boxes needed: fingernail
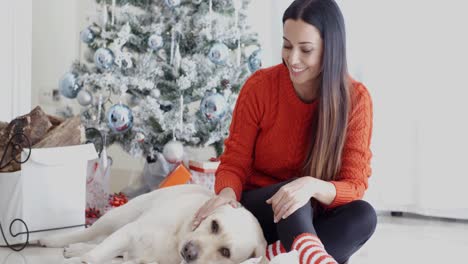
[282,215,286,219]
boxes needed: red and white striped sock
[265,240,286,260]
[292,233,337,264]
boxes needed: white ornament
[151,89,161,98]
[77,90,93,106]
[148,33,164,51]
[135,132,145,143]
[163,140,184,164]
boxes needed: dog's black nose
[181,241,199,262]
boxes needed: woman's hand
[266,177,316,223]
[192,188,239,230]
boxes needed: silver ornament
[94,48,115,70]
[107,104,134,133]
[80,27,95,44]
[163,140,184,163]
[248,49,262,73]
[77,90,93,106]
[59,72,82,99]
[200,92,227,122]
[208,43,230,65]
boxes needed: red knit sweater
[215,64,373,209]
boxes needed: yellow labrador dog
[39,185,267,264]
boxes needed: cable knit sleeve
[214,71,266,201]
[327,82,373,209]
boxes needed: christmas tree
[59,0,262,158]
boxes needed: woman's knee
[348,200,377,239]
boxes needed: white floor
[1,213,467,264]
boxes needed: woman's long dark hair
[283,0,350,182]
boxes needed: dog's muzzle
[181,241,199,262]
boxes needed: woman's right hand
[192,188,239,230]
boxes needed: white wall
[0,0,32,122]
[339,0,468,219]
[32,0,94,109]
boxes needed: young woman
[193,1,376,263]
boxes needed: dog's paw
[39,237,67,248]
[64,243,95,258]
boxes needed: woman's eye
[302,49,313,53]
[211,220,219,233]
[282,45,292,49]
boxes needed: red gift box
[188,158,220,173]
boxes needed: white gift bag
[86,147,112,212]
[0,144,97,246]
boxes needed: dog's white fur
[39,185,267,264]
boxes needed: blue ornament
[165,0,181,8]
[208,43,229,65]
[248,49,262,73]
[80,27,94,44]
[200,93,227,122]
[59,72,82,99]
[94,48,115,70]
[107,104,134,133]
[148,34,164,50]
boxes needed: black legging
[241,180,377,264]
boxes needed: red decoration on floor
[108,192,128,207]
[85,207,102,218]
[85,207,102,226]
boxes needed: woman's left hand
[266,177,316,223]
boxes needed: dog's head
[179,205,267,264]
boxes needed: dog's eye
[211,220,219,234]
[219,247,231,258]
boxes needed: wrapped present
[188,158,219,192]
[158,164,191,189]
